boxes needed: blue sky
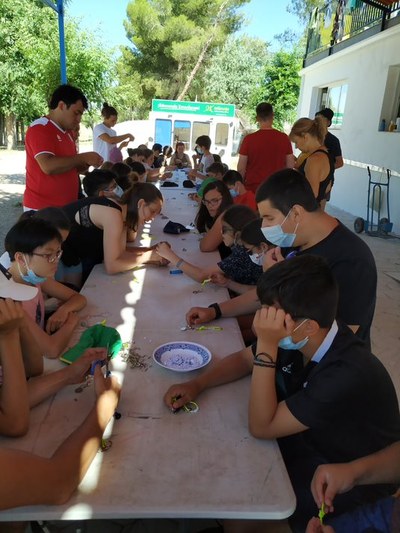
[67,0,301,52]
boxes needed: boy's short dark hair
[127,161,146,175]
[152,143,162,153]
[195,135,211,150]
[143,148,153,160]
[5,218,62,260]
[315,108,334,122]
[256,102,273,120]
[83,169,117,197]
[255,169,319,215]
[207,162,225,175]
[127,148,145,158]
[20,207,71,232]
[112,162,131,179]
[223,170,244,186]
[256,255,338,328]
[49,84,88,110]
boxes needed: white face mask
[249,251,265,266]
[112,184,124,198]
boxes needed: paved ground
[0,149,399,533]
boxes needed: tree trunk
[176,0,230,101]
[5,113,16,150]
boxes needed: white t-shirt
[200,153,214,174]
[93,123,116,162]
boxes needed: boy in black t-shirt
[165,255,400,532]
[185,168,377,349]
[250,255,400,531]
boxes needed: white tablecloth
[0,188,295,521]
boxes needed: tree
[252,49,302,130]
[121,0,250,104]
[0,0,114,147]
[287,0,325,25]
[203,35,269,119]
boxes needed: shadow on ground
[0,190,23,253]
[0,173,25,185]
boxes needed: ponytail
[289,117,326,144]
[101,102,118,119]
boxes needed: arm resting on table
[0,369,120,510]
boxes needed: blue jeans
[327,496,395,533]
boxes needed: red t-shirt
[239,129,293,193]
[233,190,257,211]
[24,117,79,209]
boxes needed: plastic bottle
[388,121,395,132]
[379,119,386,132]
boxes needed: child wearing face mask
[82,169,124,199]
[163,255,400,533]
[111,163,137,195]
[5,218,86,358]
[223,170,257,211]
[189,135,214,181]
[156,205,261,289]
[241,218,272,266]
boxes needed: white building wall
[299,25,400,234]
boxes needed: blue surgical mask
[278,319,309,350]
[196,147,204,155]
[112,184,124,198]
[17,256,47,285]
[230,189,239,198]
[261,209,298,248]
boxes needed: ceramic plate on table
[153,342,212,372]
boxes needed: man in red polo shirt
[237,102,295,193]
[24,84,103,210]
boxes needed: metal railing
[305,0,400,60]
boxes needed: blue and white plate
[153,342,212,372]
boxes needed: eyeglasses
[31,250,63,263]
[202,196,222,207]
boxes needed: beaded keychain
[318,502,326,525]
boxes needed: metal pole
[57,0,67,83]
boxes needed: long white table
[0,188,295,522]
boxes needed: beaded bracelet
[253,351,277,368]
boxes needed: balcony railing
[304,0,400,63]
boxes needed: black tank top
[62,197,122,267]
[298,149,335,202]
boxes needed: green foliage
[252,49,302,130]
[106,56,148,120]
[121,0,250,104]
[0,0,54,120]
[0,0,114,126]
[203,36,269,116]
[287,0,325,25]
